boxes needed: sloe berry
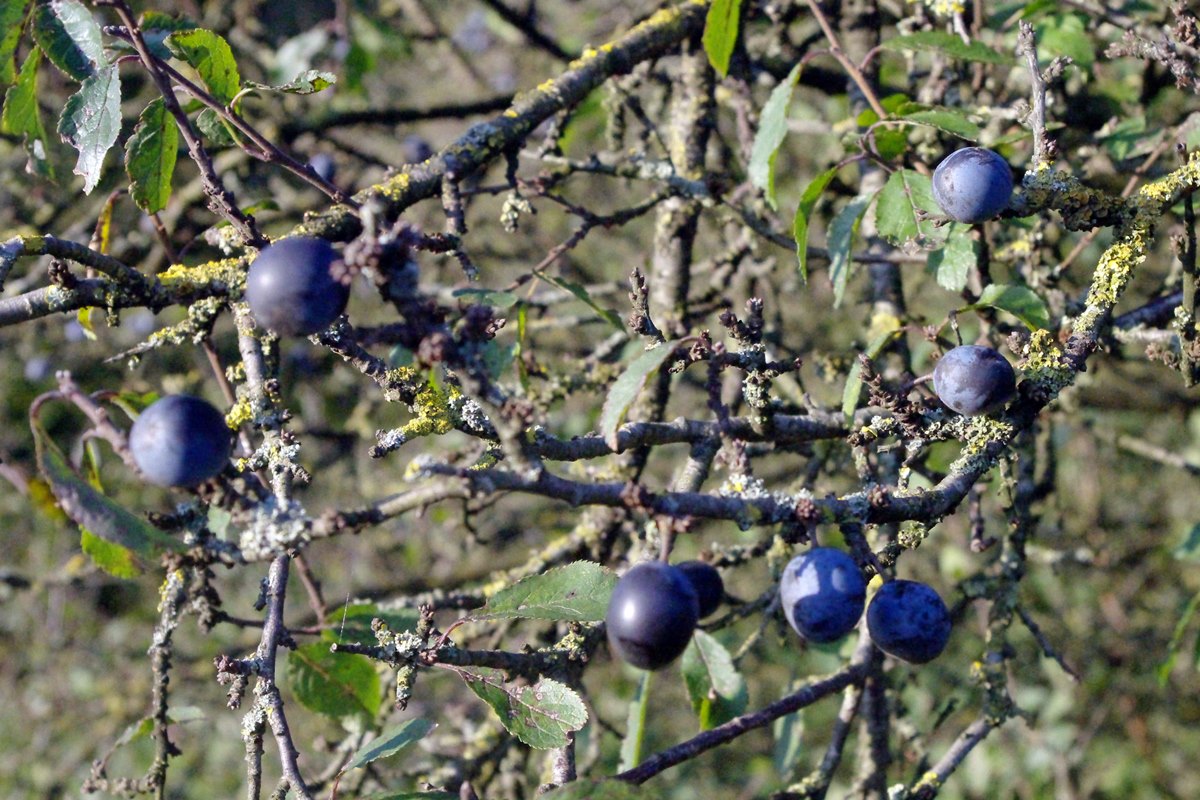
[932,345,1016,416]
[129,395,232,487]
[606,562,699,670]
[932,147,1013,224]
[866,579,952,663]
[780,547,866,643]
[245,237,349,337]
[676,560,724,618]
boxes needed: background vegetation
[2,1,1200,798]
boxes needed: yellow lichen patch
[961,415,1014,456]
[391,366,460,441]
[375,172,412,203]
[1139,151,1200,204]
[1079,222,1151,334]
[913,770,943,791]
[1020,329,1072,394]
[468,450,500,471]
[158,569,184,611]
[225,396,254,430]
[158,257,246,295]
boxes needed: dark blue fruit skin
[932,345,1016,416]
[308,153,337,184]
[606,562,699,670]
[866,579,952,664]
[129,395,232,487]
[245,237,349,337]
[931,147,1013,224]
[676,560,724,618]
[780,547,867,643]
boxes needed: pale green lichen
[898,521,929,550]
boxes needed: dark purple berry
[308,153,337,184]
[245,237,349,337]
[780,547,866,643]
[866,579,952,664]
[932,345,1016,416]
[129,395,232,487]
[606,562,699,670]
[677,560,724,618]
[932,147,1013,224]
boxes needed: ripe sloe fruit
[932,345,1016,416]
[245,237,349,337]
[606,562,699,670]
[866,579,952,663]
[780,547,866,643]
[676,560,724,618]
[931,147,1013,224]
[308,153,337,184]
[129,395,232,487]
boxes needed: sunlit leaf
[474,561,617,622]
[459,668,587,749]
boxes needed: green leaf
[881,31,1013,65]
[773,706,804,775]
[452,288,519,309]
[31,419,185,564]
[344,718,435,771]
[195,107,235,146]
[124,98,178,213]
[81,528,141,579]
[972,283,1050,330]
[113,706,203,749]
[828,193,876,308]
[137,12,197,61]
[1173,523,1200,561]
[749,62,801,209]
[928,225,978,292]
[533,269,625,331]
[793,167,838,284]
[901,108,979,141]
[541,781,656,800]
[856,109,908,161]
[841,326,903,423]
[0,0,30,86]
[618,671,650,771]
[1100,116,1157,162]
[33,0,105,80]
[545,282,619,331]
[57,63,121,194]
[473,561,618,622]
[459,668,587,749]
[702,0,741,77]
[329,602,420,644]
[1,46,54,179]
[599,342,677,450]
[1036,14,1094,69]
[477,340,517,381]
[286,643,382,719]
[875,169,943,248]
[166,28,241,104]
[681,630,748,730]
[1157,589,1200,686]
[245,69,337,95]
